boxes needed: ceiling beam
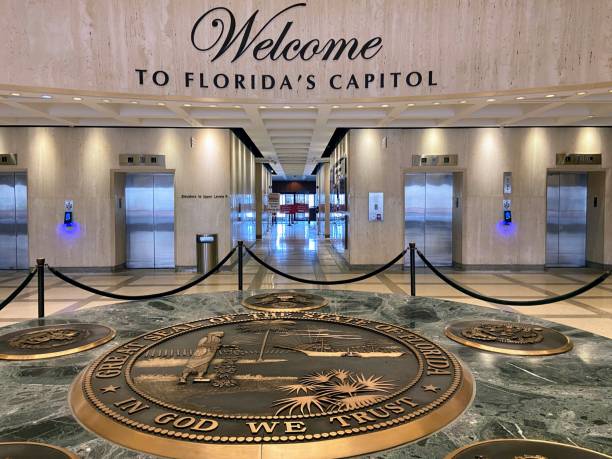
[0,98,73,125]
[80,100,140,125]
[501,101,567,126]
[165,103,202,127]
[377,103,411,127]
[437,102,488,127]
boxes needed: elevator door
[0,172,28,270]
[125,174,175,269]
[404,173,453,266]
[546,173,587,267]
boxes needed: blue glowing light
[495,219,517,238]
[56,221,82,241]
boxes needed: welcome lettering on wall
[135,3,436,92]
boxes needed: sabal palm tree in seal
[239,319,295,361]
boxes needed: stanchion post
[36,258,45,318]
[409,243,416,296]
[238,241,244,291]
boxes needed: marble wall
[255,163,272,239]
[348,127,612,267]
[316,163,330,238]
[1,1,610,101]
[0,127,253,268]
[230,132,257,246]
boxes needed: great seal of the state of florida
[70,311,474,458]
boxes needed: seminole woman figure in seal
[178,331,224,384]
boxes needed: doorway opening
[124,173,175,269]
[0,172,28,269]
[404,172,462,267]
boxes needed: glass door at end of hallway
[125,173,175,269]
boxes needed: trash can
[196,234,218,274]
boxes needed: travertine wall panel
[0,127,232,268]
[0,0,610,101]
[349,127,612,267]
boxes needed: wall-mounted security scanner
[503,210,512,224]
[64,200,74,226]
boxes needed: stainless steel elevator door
[0,172,28,270]
[404,173,453,266]
[546,173,587,267]
[125,174,175,269]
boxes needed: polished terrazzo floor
[0,290,610,458]
[1,222,611,338]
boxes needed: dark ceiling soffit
[230,128,264,158]
[321,127,349,158]
[263,163,277,175]
[310,162,322,176]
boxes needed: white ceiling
[1,87,611,178]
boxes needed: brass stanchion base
[445,320,573,356]
[444,439,612,459]
[70,312,474,458]
[0,323,116,360]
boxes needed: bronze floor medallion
[242,291,329,312]
[445,320,573,356]
[70,312,474,458]
[445,439,612,459]
[0,323,116,360]
[0,441,79,459]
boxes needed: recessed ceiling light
[407,103,415,107]
[209,104,217,108]
[157,102,165,106]
[259,105,267,109]
[460,100,467,104]
[234,105,241,109]
[102,99,111,103]
[41,95,52,99]
[588,115,594,118]
[357,105,364,108]
[332,105,339,109]
[183,103,192,107]
[486,98,496,102]
[131,101,138,104]
[545,94,555,98]
[72,97,82,101]
[433,102,440,105]
[576,92,586,96]
[515,96,525,100]
[283,105,291,109]
[308,106,316,109]
[10,92,20,97]
[381,104,389,108]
